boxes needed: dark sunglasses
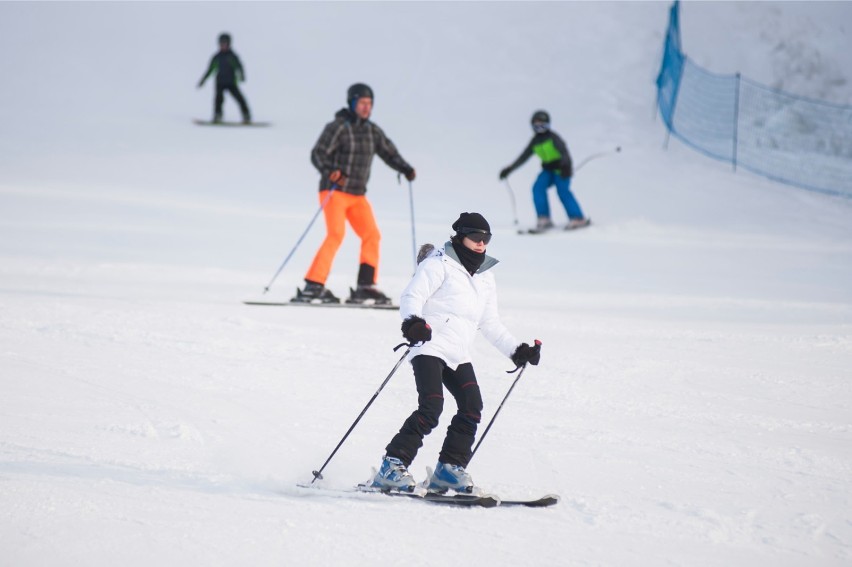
[460,229,491,245]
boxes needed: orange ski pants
[305,190,380,285]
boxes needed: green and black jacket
[505,130,573,178]
[199,51,245,87]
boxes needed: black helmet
[347,83,374,109]
[218,33,232,46]
[531,110,550,124]
[531,110,550,133]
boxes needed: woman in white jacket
[371,212,542,493]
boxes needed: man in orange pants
[293,83,416,305]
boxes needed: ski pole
[503,179,521,231]
[574,146,622,173]
[469,339,540,463]
[262,187,336,294]
[310,342,412,484]
[408,180,417,273]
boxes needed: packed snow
[1,2,851,566]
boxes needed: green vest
[533,138,562,164]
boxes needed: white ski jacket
[399,242,519,370]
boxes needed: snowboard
[193,119,271,127]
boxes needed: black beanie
[452,212,491,235]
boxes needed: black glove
[401,316,431,343]
[403,167,416,181]
[499,167,512,180]
[511,340,541,367]
[559,160,572,178]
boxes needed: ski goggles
[532,121,550,134]
[459,228,492,244]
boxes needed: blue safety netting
[655,1,852,198]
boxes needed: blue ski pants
[532,170,584,220]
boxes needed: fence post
[732,72,741,172]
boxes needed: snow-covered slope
[1,3,851,566]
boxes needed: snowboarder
[197,33,251,124]
[499,110,590,231]
[293,83,416,305]
[370,212,542,493]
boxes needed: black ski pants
[214,83,250,120]
[385,355,483,469]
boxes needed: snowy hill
[1,2,851,566]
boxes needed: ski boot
[346,284,392,305]
[535,216,555,231]
[370,456,417,492]
[427,461,477,494]
[291,281,340,304]
[212,113,223,124]
[567,217,591,230]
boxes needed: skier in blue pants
[500,110,590,231]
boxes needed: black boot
[347,284,391,305]
[291,281,340,304]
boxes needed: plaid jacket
[310,108,413,195]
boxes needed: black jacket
[199,51,245,87]
[310,109,413,195]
